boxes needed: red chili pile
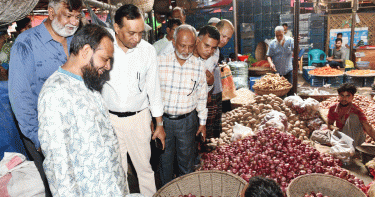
[199,127,367,194]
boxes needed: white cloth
[158,42,174,57]
[0,153,44,197]
[153,36,171,56]
[109,109,156,197]
[285,30,293,37]
[102,28,164,117]
[38,68,128,196]
[207,48,222,94]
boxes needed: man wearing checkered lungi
[205,19,234,138]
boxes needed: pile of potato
[208,94,324,147]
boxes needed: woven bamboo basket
[113,0,154,12]
[286,173,366,197]
[253,86,292,97]
[248,67,275,76]
[153,170,247,197]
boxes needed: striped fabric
[158,52,208,125]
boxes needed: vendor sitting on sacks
[327,83,375,147]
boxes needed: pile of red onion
[303,192,329,197]
[200,127,367,194]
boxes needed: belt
[163,110,195,120]
[109,109,142,118]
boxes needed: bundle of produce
[252,73,292,91]
[366,159,375,177]
[308,66,343,76]
[200,127,367,194]
[320,95,375,144]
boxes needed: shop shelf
[310,35,325,44]
[280,14,293,23]
[263,0,272,6]
[312,43,324,50]
[310,21,325,29]
[263,14,271,22]
[262,6,271,14]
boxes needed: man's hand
[206,70,214,86]
[327,57,333,61]
[269,62,276,72]
[196,125,206,142]
[297,36,301,43]
[37,147,42,152]
[152,121,166,150]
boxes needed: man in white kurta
[153,18,182,55]
[38,24,128,196]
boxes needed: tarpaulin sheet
[0,81,26,160]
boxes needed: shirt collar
[114,35,140,54]
[58,67,83,81]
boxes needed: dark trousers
[22,137,52,197]
[159,111,198,186]
[282,71,293,96]
[328,61,343,68]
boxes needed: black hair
[70,24,114,55]
[244,176,283,197]
[282,23,288,27]
[336,38,342,43]
[198,25,220,41]
[167,18,182,29]
[115,4,143,28]
[337,33,343,37]
[338,83,357,96]
[16,17,31,32]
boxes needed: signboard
[329,27,368,49]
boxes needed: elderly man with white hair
[267,26,295,86]
[158,24,208,187]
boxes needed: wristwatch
[157,121,164,127]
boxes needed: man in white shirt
[153,18,182,55]
[282,23,293,38]
[101,4,165,197]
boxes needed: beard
[51,18,78,37]
[175,49,193,60]
[339,102,350,107]
[82,58,109,92]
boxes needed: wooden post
[233,0,238,61]
[292,0,300,94]
[350,0,358,61]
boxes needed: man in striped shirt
[158,24,208,186]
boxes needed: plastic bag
[304,97,320,112]
[0,152,44,197]
[329,130,355,164]
[258,110,288,132]
[307,117,324,131]
[284,95,305,113]
[311,129,331,145]
[231,123,255,142]
[221,64,237,101]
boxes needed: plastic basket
[286,173,367,197]
[356,61,370,70]
[326,76,344,87]
[249,76,262,91]
[309,76,324,87]
[253,86,292,97]
[153,170,247,197]
[346,76,363,87]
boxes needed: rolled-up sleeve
[146,48,164,117]
[8,40,40,149]
[196,64,208,125]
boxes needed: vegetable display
[320,95,375,144]
[308,66,344,76]
[200,127,367,194]
[303,192,330,197]
[208,94,323,148]
[252,73,292,91]
[346,69,375,76]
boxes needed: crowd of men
[8,0,234,196]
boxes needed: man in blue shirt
[267,26,294,85]
[8,0,82,196]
